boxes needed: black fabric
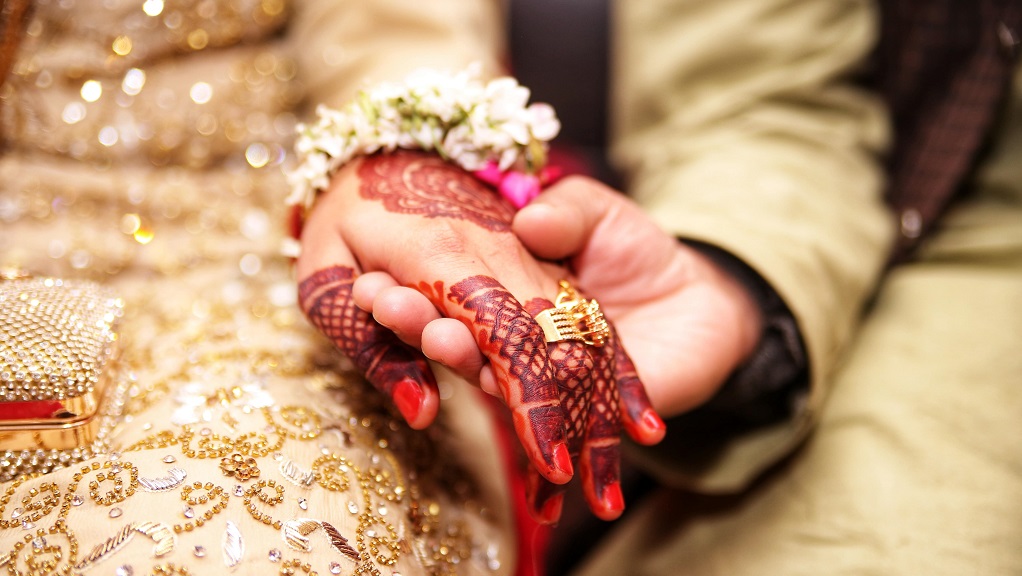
[508,0,620,187]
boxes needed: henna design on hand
[520,298,661,523]
[612,329,666,446]
[522,333,627,522]
[523,298,592,453]
[358,151,516,232]
[581,338,624,518]
[298,265,435,424]
[437,276,572,482]
[523,298,593,522]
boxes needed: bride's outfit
[0,0,513,574]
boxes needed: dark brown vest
[875,0,1021,260]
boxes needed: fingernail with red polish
[392,378,424,424]
[535,493,564,525]
[601,481,624,515]
[642,408,666,437]
[552,441,574,479]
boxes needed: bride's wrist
[286,64,562,216]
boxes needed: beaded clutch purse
[0,272,125,481]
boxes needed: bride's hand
[295,151,665,522]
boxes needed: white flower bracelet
[286,64,562,212]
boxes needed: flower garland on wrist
[286,64,562,212]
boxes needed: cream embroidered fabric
[0,0,513,574]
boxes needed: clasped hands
[295,151,763,523]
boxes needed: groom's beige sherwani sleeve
[611,0,895,492]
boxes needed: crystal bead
[347,501,359,514]
[329,562,342,574]
[32,537,46,549]
[11,508,22,519]
[486,543,501,571]
[183,507,194,519]
[20,520,34,530]
[378,504,388,516]
[162,455,176,463]
[71,495,83,506]
[298,498,308,510]
[193,545,207,557]
[268,548,282,562]
[109,507,123,518]
[115,566,133,576]
[234,485,245,497]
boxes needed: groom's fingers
[370,285,443,349]
[512,176,614,261]
[420,317,487,386]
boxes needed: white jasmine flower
[527,103,561,141]
[500,118,532,146]
[284,174,310,208]
[498,147,520,172]
[288,64,561,207]
[279,236,302,258]
[486,78,531,121]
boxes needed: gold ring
[534,280,611,347]
[534,306,585,344]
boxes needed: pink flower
[473,161,505,186]
[497,171,542,208]
[473,161,563,208]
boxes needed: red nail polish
[392,378,424,423]
[552,441,574,479]
[601,481,624,514]
[642,409,666,434]
[534,493,564,525]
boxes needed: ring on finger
[534,280,610,347]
